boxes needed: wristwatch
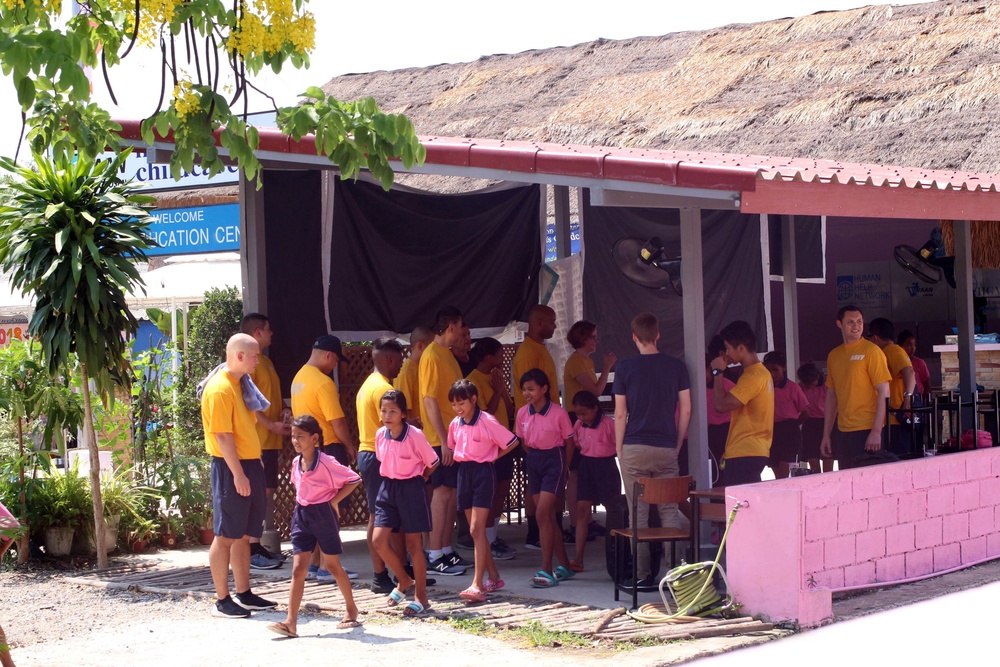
[711,368,724,377]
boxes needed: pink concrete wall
[725,448,1000,627]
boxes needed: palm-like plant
[0,150,155,567]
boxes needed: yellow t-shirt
[394,357,420,417]
[512,336,560,414]
[251,354,283,451]
[467,367,510,428]
[826,339,892,433]
[882,342,913,425]
[724,362,774,460]
[418,341,463,447]
[356,371,393,453]
[563,353,595,411]
[202,369,260,460]
[290,364,346,446]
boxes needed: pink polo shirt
[516,400,573,451]
[573,413,616,458]
[448,408,518,464]
[290,451,361,506]
[800,383,827,420]
[774,378,809,422]
[376,423,440,480]
[707,382,735,426]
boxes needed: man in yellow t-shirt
[710,320,774,486]
[512,305,560,414]
[240,313,290,569]
[395,326,433,426]
[355,337,404,593]
[820,306,891,470]
[290,335,356,466]
[201,333,276,617]
[868,317,916,456]
[419,307,468,576]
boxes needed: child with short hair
[763,351,809,479]
[705,354,735,486]
[797,362,832,473]
[373,390,439,616]
[268,415,361,639]
[569,390,619,572]
[517,368,576,588]
[448,379,519,602]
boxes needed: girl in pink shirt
[448,379,518,602]
[516,368,576,589]
[797,362,833,473]
[269,415,361,639]
[763,352,809,479]
[374,390,439,616]
[569,391,619,572]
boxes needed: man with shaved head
[202,333,276,618]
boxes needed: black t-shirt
[613,352,690,448]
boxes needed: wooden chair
[611,476,695,610]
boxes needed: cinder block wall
[725,449,1000,627]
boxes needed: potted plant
[28,465,90,557]
[125,518,156,553]
[157,513,182,549]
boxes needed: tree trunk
[15,417,28,564]
[81,363,108,568]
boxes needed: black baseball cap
[313,335,344,358]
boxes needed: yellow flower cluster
[172,79,201,121]
[228,0,316,59]
[106,0,178,48]
[2,0,61,12]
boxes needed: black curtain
[768,214,824,279]
[328,178,541,332]
[582,193,768,361]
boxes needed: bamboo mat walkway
[64,561,774,643]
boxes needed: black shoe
[622,576,657,589]
[455,534,475,551]
[213,596,251,618]
[233,590,277,610]
[524,536,541,551]
[259,545,287,563]
[371,571,394,595]
[397,565,437,587]
[446,551,472,567]
[588,520,606,537]
[563,528,576,544]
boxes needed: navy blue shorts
[494,449,515,482]
[375,476,433,534]
[525,447,566,496]
[430,447,459,488]
[211,457,266,539]
[576,455,621,506]
[290,502,343,555]
[457,461,496,511]
[261,449,280,489]
[769,420,802,467]
[356,450,384,515]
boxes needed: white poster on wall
[835,261,893,321]
[891,258,951,322]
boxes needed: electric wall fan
[612,237,683,296]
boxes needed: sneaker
[524,537,541,551]
[622,576,657,589]
[426,555,466,576]
[250,553,282,570]
[455,534,475,551]
[234,590,278,610]
[587,520,606,538]
[306,564,319,580]
[563,528,576,544]
[445,551,472,568]
[371,571,394,595]
[316,568,335,584]
[212,596,251,618]
[491,539,515,560]
[258,545,287,563]
[346,569,359,580]
[397,566,437,587]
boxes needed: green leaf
[16,76,36,110]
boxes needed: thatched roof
[321,0,1000,175]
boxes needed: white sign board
[97,151,240,191]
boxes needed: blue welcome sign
[145,203,241,256]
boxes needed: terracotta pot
[160,532,178,549]
[199,528,215,545]
[130,539,148,553]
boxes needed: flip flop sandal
[529,570,559,588]
[337,619,363,629]
[403,601,429,617]
[459,586,486,603]
[267,622,298,639]
[484,578,505,592]
[568,561,585,573]
[386,587,406,607]
[554,565,576,581]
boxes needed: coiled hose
[627,501,743,624]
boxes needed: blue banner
[146,203,241,256]
[544,220,581,262]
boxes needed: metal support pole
[239,171,267,314]
[680,208,710,490]
[954,219,976,428]
[554,185,572,259]
[782,215,800,370]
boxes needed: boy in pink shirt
[569,391,619,572]
[797,362,832,473]
[448,379,518,602]
[373,390,440,616]
[763,352,810,479]
[516,368,576,588]
[268,415,361,639]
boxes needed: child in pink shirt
[797,362,832,473]
[373,390,439,616]
[269,415,361,639]
[569,390,619,572]
[516,368,575,589]
[448,379,518,602]
[763,352,809,479]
